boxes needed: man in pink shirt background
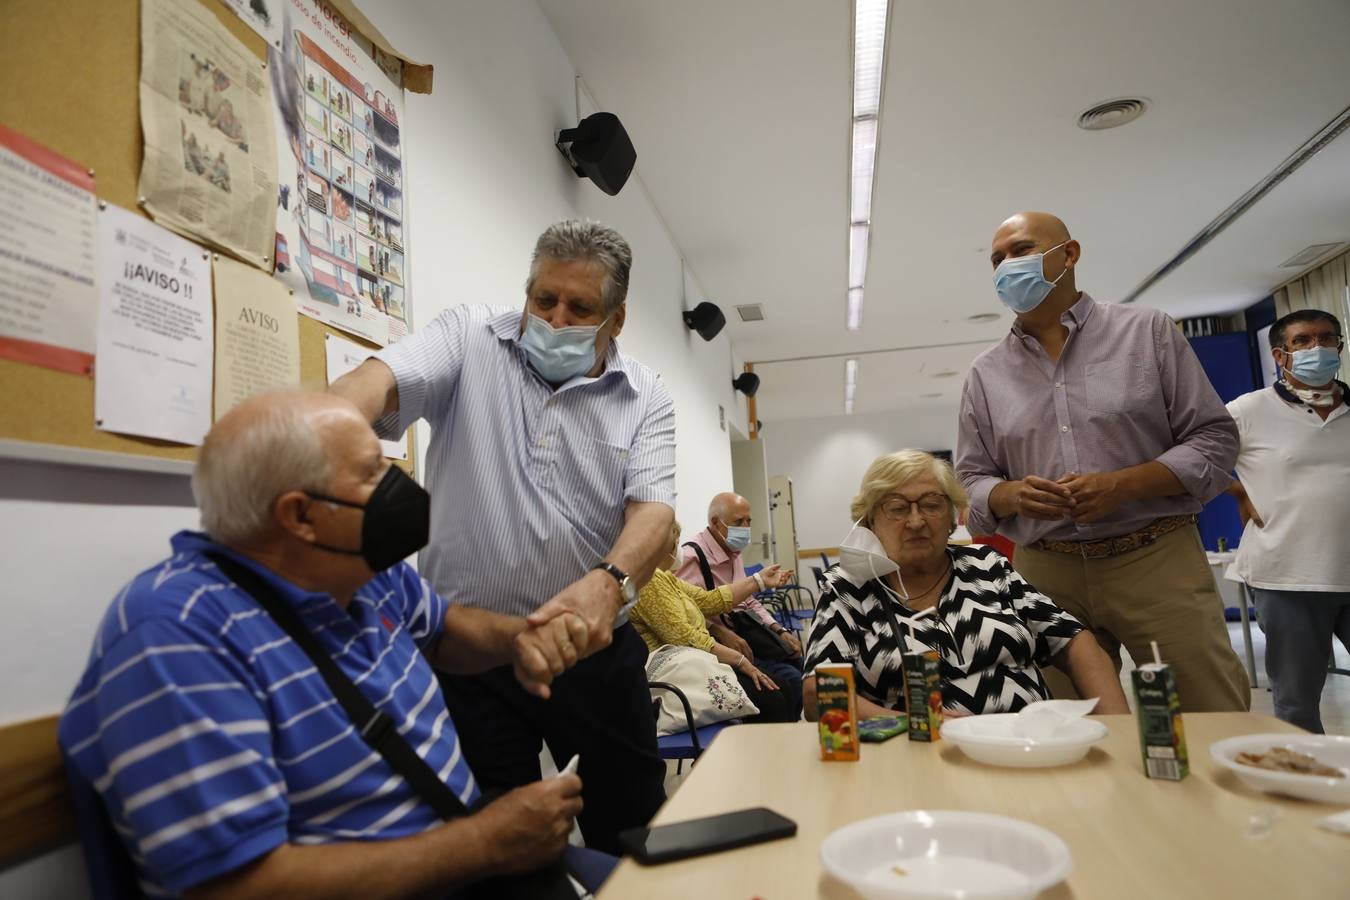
[677,492,803,719]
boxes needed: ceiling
[538,0,1350,422]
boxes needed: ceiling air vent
[1077,98,1149,131]
[736,303,766,322]
[1279,242,1345,268]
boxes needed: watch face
[621,577,638,604]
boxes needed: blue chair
[650,680,735,774]
[744,563,816,634]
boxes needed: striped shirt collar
[170,530,343,613]
[1010,291,1096,340]
[486,307,639,393]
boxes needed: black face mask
[305,465,430,572]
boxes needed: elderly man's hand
[759,564,794,589]
[525,570,618,657]
[1057,471,1130,524]
[475,775,583,876]
[1227,481,1265,529]
[512,613,590,699]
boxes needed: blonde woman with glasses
[803,450,1129,721]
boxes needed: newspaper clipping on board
[139,0,278,268]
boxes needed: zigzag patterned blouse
[804,544,1083,715]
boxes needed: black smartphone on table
[618,807,797,865]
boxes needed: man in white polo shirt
[1226,309,1350,733]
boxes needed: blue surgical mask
[993,241,1069,314]
[1283,346,1341,388]
[724,525,752,551]
[519,313,606,383]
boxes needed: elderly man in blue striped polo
[60,390,609,898]
[331,220,675,854]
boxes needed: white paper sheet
[213,254,300,417]
[218,0,283,49]
[94,204,214,445]
[323,332,407,460]
[0,123,98,375]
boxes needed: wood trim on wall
[0,714,77,869]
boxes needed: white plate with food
[941,713,1108,768]
[819,810,1072,900]
[1209,733,1350,804]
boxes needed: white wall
[761,403,960,552]
[0,0,737,890]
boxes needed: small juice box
[1132,662,1189,780]
[815,664,860,761]
[903,650,943,742]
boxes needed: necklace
[899,558,951,605]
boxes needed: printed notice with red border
[0,122,98,375]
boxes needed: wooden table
[600,714,1349,899]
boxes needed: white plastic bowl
[940,714,1108,768]
[819,810,1072,900]
[1209,733,1350,804]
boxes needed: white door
[730,437,772,568]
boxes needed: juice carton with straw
[903,649,943,742]
[894,608,943,742]
[815,664,860,761]
[1131,641,1189,780]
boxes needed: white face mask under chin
[837,518,909,600]
[838,518,966,665]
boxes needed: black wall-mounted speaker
[555,113,636,196]
[683,301,726,342]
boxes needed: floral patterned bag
[645,644,759,736]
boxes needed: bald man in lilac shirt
[956,211,1249,712]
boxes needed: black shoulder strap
[208,553,470,821]
[682,541,715,590]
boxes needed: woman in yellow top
[631,522,795,723]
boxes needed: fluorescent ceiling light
[850,117,876,224]
[853,0,888,118]
[846,287,864,331]
[844,358,859,414]
[849,223,870,288]
[846,0,888,330]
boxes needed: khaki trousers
[1013,524,1251,712]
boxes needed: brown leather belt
[1031,514,1195,559]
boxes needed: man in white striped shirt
[332,220,676,854]
[60,391,608,897]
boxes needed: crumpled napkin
[1011,698,1101,739]
[1316,809,1350,836]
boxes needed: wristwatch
[591,561,639,619]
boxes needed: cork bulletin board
[0,0,419,472]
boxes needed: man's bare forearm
[1115,460,1185,502]
[186,816,494,900]
[435,605,525,674]
[607,501,674,587]
[330,357,399,424]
